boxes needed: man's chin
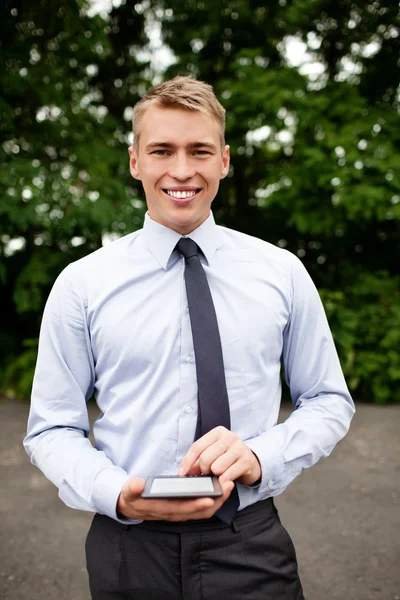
[166,213,209,235]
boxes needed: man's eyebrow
[145,141,217,151]
[187,142,217,150]
[145,142,175,150]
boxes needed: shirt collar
[142,211,218,270]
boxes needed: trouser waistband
[98,497,276,534]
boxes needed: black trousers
[86,498,304,600]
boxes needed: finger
[186,480,234,520]
[186,460,202,476]
[192,479,233,516]
[179,427,230,475]
[219,460,250,484]
[167,499,217,521]
[178,478,233,520]
[178,440,213,476]
[208,443,244,476]
[217,479,235,503]
[166,497,217,520]
[133,496,215,520]
[219,448,261,485]
[197,440,231,474]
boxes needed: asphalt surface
[0,399,399,600]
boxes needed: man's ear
[128,146,141,180]
[220,144,230,179]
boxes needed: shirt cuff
[244,426,286,497]
[91,467,139,523]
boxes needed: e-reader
[141,475,223,499]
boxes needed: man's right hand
[116,477,234,521]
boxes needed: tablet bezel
[141,475,223,499]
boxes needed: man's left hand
[178,426,261,486]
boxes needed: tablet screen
[150,477,214,494]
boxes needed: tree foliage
[148,0,400,402]
[0,0,148,378]
[1,0,399,402]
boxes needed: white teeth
[167,190,196,199]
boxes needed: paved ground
[0,399,399,600]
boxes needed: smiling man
[128,103,229,234]
[25,77,355,600]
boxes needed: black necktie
[177,237,239,524]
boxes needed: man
[24,76,355,599]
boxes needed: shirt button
[185,305,189,312]
[185,406,193,414]
[186,354,194,363]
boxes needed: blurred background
[1,0,399,404]
[1,3,400,600]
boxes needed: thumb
[122,477,146,501]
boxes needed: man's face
[128,106,230,235]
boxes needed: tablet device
[141,475,223,499]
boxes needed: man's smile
[162,187,202,201]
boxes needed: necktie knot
[177,237,199,261]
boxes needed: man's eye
[194,150,210,156]
[152,150,168,156]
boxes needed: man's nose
[169,154,195,180]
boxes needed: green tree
[146,0,400,402]
[0,0,148,396]
[1,0,399,403]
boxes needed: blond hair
[132,76,226,149]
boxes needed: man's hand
[178,426,261,486]
[117,477,234,521]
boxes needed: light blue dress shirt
[24,212,355,523]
